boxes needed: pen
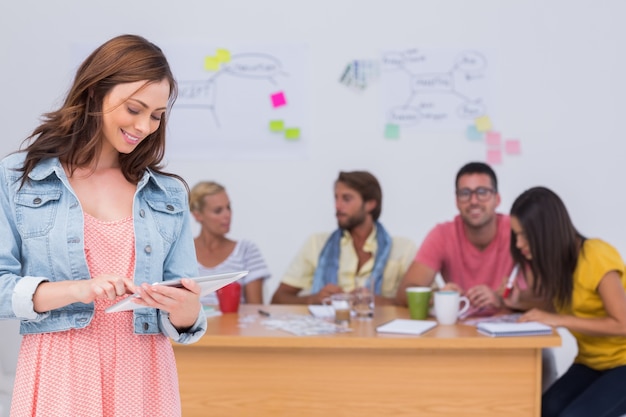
[502,265,520,299]
[258,309,271,317]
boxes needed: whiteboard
[1,0,625,302]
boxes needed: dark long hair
[510,187,584,308]
[18,34,183,187]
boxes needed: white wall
[2,1,625,300]
[1,0,624,399]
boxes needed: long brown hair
[18,34,183,186]
[510,187,584,309]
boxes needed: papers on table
[477,321,552,337]
[376,319,437,335]
[308,305,335,319]
[308,305,356,319]
[262,314,352,336]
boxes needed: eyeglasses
[456,187,495,202]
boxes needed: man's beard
[337,210,367,231]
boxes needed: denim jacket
[0,152,206,344]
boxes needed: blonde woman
[190,181,270,304]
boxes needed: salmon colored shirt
[415,214,515,291]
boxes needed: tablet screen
[105,270,248,313]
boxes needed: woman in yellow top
[509,187,626,417]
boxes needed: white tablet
[105,270,248,313]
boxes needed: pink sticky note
[485,131,501,148]
[486,149,502,165]
[270,92,287,108]
[505,139,521,155]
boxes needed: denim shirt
[0,152,206,344]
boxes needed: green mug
[406,287,432,320]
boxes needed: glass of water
[352,276,375,320]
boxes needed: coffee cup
[406,287,432,320]
[216,281,242,313]
[433,290,470,325]
[322,293,353,324]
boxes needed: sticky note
[269,120,284,132]
[384,123,400,139]
[486,149,502,165]
[204,56,220,71]
[466,125,483,141]
[216,48,231,63]
[475,115,492,132]
[505,139,521,155]
[485,131,501,147]
[285,128,300,140]
[271,92,287,108]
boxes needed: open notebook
[477,321,552,337]
[105,270,248,313]
[376,319,437,335]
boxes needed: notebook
[476,321,552,337]
[376,319,437,335]
[105,270,248,313]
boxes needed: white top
[198,239,271,304]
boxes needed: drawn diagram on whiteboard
[382,48,491,133]
[163,44,308,160]
[380,47,521,164]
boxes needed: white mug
[434,291,470,325]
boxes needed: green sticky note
[216,48,231,63]
[384,123,400,139]
[269,120,284,132]
[284,128,300,140]
[204,56,220,71]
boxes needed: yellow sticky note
[216,48,231,63]
[285,128,300,140]
[475,115,492,132]
[204,56,220,71]
[269,120,284,132]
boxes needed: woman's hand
[71,274,136,304]
[133,278,202,331]
[518,308,562,327]
[466,284,502,309]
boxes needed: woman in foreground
[0,34,205,416]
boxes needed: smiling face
[510,216,532,260]
[101,79,170,155]
[192,191,232,237]
[455,173,500,230]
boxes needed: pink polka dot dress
[11,214,181,416]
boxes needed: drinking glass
[352,276,375,320]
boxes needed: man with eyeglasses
[396,162,516,311]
